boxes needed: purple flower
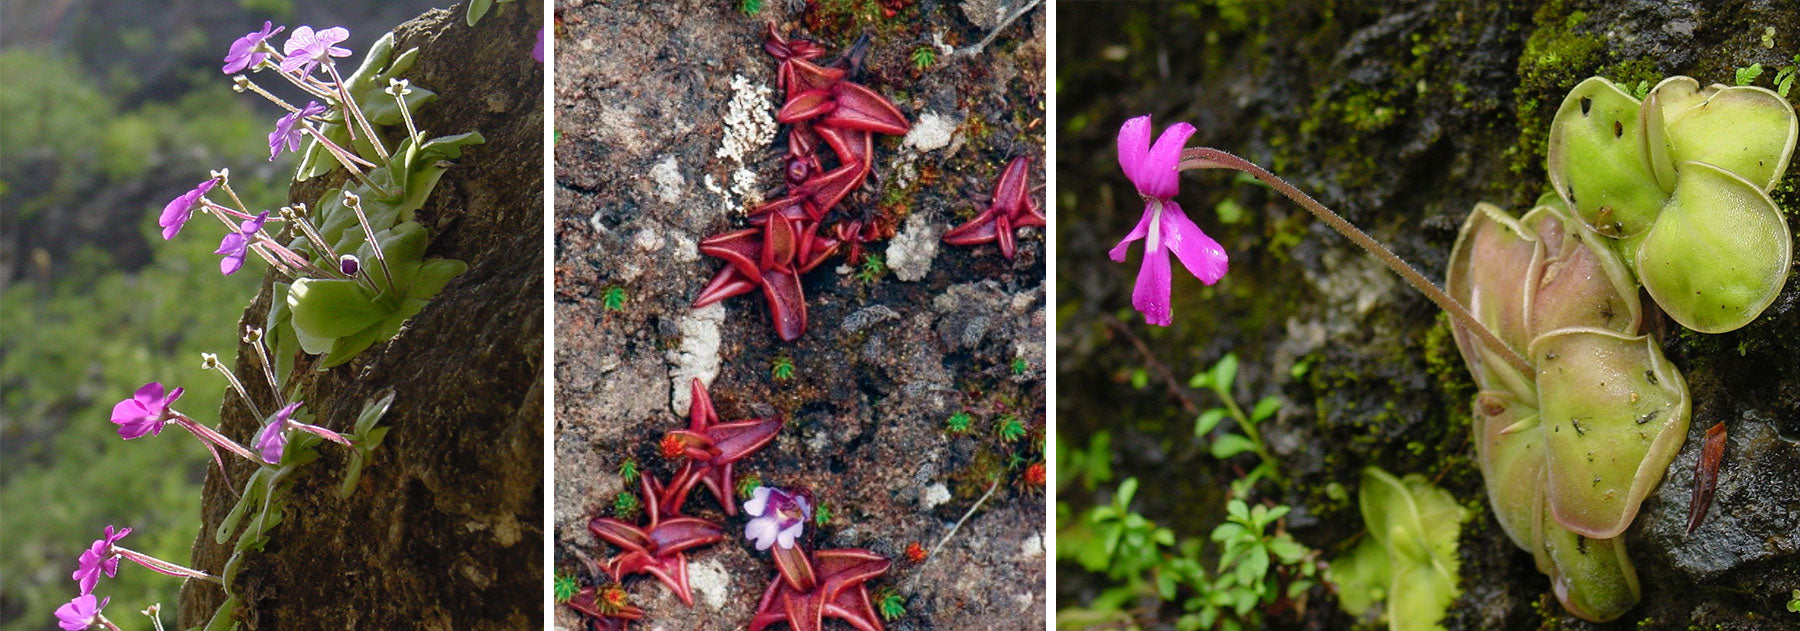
[253,402,302,464]
[742,486,810,551]
[159,179,217,240]
[279,26,351,76]
[214,211,268,276]
[54,593,108,631]
[1107,115,1229,326]
[110,382,184,440]
[269,100,328,160]
[533,28,544,63]
[71,525,130,594]
[222,21,284,74]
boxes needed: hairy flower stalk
[202,352,263,420]
[242,327,286,409]
[1175,147,1535,380]
[324,61,390,161]
[341,191,395,288]
[387,79,421,145]
[109,546,221,584]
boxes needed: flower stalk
[1175,147,1535,379]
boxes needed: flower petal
[1131,241,1174,326]
[745,516,779,550]
[1137,121,1195,199]
[1107,203,1156,262]
[132,382,165,407]
[1160,201,1229,285]
[776,521,802,549]
[1116,115,1152,186]
[744,486,771,516]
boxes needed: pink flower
[222,21,284,74]
[253,402,303,464]
[269,100,328,160]
[214,211,268,275]
[279,26,351,77]
[71,525,131,594]
[742,486,810,551]
[159,179,216,240]
[1107,115,1228,326]
[54,593,108,631]
[110,382,183,440]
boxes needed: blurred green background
[0,0,443,627]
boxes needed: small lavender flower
[742,486,811,551]
[54,593,108,631]
[110,382,184,440]
[279,26,351,77]
[253,401,302,464]
[71,525,131,594]
[533,28,545,63]
[159,179,217,240]
[214,212,269,276]
[269,100,328,160]
[222,21,284,74]
[1108,114,1229,326]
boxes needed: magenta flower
[54,593,108,631]
[215,211,268,275]
[253,401,303,464]
[72,525,130,594]
[222,21,284,74]
[269,100,328,160]
[110,382,184,440]
[742,486,810,551]
[279,26,351,76]
[533,29,545,63]
[1107,114,1229,326]
[159,179,217,240]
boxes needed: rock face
[178,4,543,629]
[1056,1,1800,629]
[553,0,1046,628]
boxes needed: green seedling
[1325,468,1467,631]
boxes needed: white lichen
[711,74,777,214]
[884,211,941,282]
[903,111,959,153]
[648,155,684,204]
[667,303,726,416]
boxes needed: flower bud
[339,255,360,276]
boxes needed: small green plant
[1786,589,1800,613]
[856,253,886,283]
[771,355,794,381]
[602,286,627,311]
[1055,431,1114,491]
[878,590,907,621]
[553,572,577,603]
[1774,55,1800,97]
[997,414,1027,442]
[617,457,639,485]
[1736,63,1765,86]
[736,473,763,500]
[1011,356,1029,376]
[945,411,973,434]
[910,46,935,70]
[612,491,641,520]
[814,502,832,526]
[1189,354,1283,487]
[740,0,764,16]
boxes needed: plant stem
[1211,385,1281,484]
[1177,147,1535,380]
[326,62,390,161]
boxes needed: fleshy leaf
[1445,202,1537,399]
[1648,77,1798,191]
[1472,390,1546,559]
[1540,512,1640,623]
[289,278,391,340]
[1635,161,1792,333]
[1533,328,1690,539]
[1519,203,1641,336]
[1546,77,1666,238]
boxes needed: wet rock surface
[178,4,543,629]
[554,0,1045,629]
[1057,1,1800,629]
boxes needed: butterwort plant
[165,19,485,373]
